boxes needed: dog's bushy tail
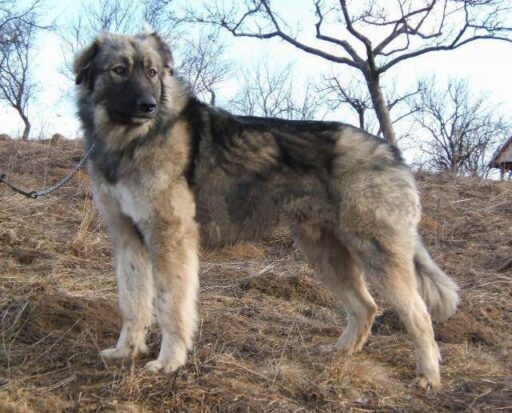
[414,239,459,322]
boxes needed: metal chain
[0,142,96,199]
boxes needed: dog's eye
[113,66,126,75]
[148,69,157,77]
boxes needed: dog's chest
[112,182,151,223]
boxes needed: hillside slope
[0,138,511,412]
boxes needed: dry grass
[1,138,511,412]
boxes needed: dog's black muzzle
[136,95,157,116]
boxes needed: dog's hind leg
[94,189,154,360]
[295,227,377,355]
[349,236,441,389]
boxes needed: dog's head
[74,31,175,126]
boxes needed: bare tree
[319,75,375,132]
[292,83,323,121]
[60,0,144,75]
[0,0,43,50]
[60,0,186,76]
[318,73,423,139]
[178,30,232,105]
[230,63,322,120]
[141,0,180,40]
[411,78,510,176]
[187,0,512,144]
[0,1,42,139]
[60,0,231,103]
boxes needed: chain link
[0,142,96,199]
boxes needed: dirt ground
[0,138,511,412]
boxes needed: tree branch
[313,0,364,66]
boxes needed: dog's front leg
[144,213,200,373]
[93,184,154,361]
[101,227,154,360]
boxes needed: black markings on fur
[180,98,205,186]
[388,143,404,164]
[237,116,342,133]
[133,222,145,244]
[275,130,337,172]
[208,110,246,159]
[225,179,260,223]
[93,146,124,183]
[207,111,341,175]
[363,131,405,168]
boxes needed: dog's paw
[412,374,441,391]
[100,347,131,359]
[144,356,185,374]
[318,344,335,355]
[144,360,165,373]
[318,342,357,355]
[100,343,147,360]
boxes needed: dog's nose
[137,96,157,113]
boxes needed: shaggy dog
[74,30,459,389]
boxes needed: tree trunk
[20,113,31,140]
[365,71,397,145]
[14,107,32,141]
[357,108,365,130]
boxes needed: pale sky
[1,0,511,157]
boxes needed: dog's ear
[74,38,103,90]
[150,33,174,76]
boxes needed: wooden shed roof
[490,136,512,168]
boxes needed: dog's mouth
[109,110,157,125]
[130,114,156,124]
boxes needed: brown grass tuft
[239,272,336,308]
